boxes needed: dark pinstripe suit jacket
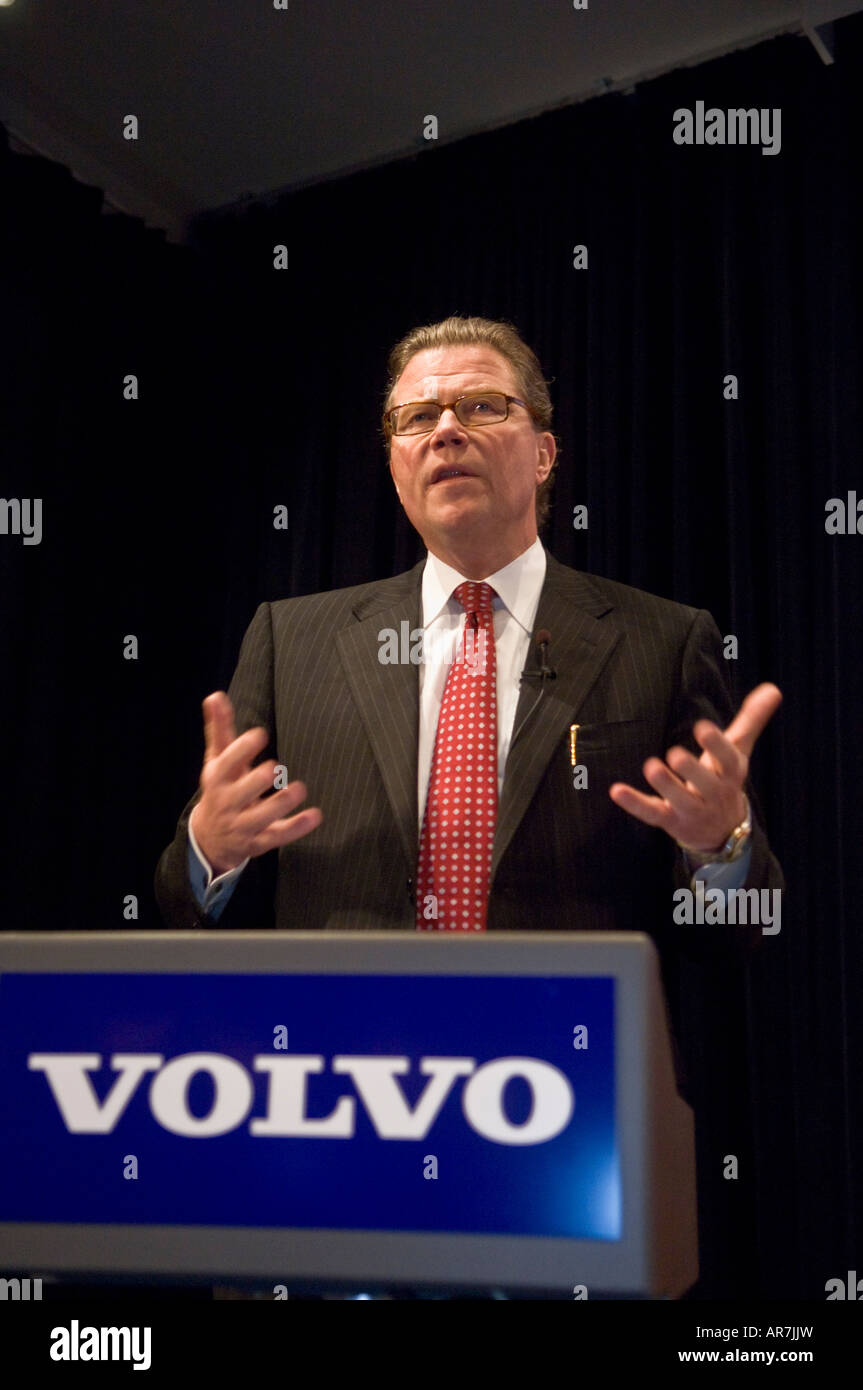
[155,553,782,969]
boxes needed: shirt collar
[421,536,547,633]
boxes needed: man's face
[388,345,555,564]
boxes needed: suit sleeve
[153,602,279,930]
[662,607,784,954]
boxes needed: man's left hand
[608,683,782,853]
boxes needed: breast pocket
[573,718,660,758]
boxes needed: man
[155,316,782,982]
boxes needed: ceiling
[0,0,858,242]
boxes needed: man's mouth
[430,466,476,485]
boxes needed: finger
[641,757,699,818]
[200,726,269,794]
[212,725,271,782]
[238,781,315,834]
[690,722,743,780]
[225,759,285,814]
[250,805,324,855]
[666,744,724,799]
[202,692,237,762]
[609,781,674,831]
[722,683,783,759]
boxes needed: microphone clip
[520,631,557,684]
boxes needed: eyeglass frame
[383,391,538,437]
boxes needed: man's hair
[382,315,560,531]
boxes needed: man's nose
[430,406,467,443]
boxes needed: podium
[0,931,697,1298]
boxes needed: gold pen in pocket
[570,724,579,766]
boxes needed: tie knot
[454,581,496,618]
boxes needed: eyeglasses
[385,391,534,437]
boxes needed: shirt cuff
[187,811,249,911]
[685,840,753,893]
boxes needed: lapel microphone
[512,630,556,747]
[520,629,557,684]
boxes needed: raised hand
[189,691,322,875]
[609,683,782,853]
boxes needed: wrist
[678,797,752,864]
[189,805,236,877]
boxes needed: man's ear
[537,432,556,482]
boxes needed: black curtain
[2,16,861,1301]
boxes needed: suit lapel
[491,554,621,881]
[335,563,424,874]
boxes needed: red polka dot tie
[416,581,498,931]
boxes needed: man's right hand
[189,691,322,876]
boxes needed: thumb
[723,683,783,759]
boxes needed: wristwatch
[678,798,752,866]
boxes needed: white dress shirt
[417,537,546,824]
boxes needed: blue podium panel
[0,970,619,1241]
[0,932,698,1296]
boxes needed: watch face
[729,827,752,859]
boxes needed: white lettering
[30,1051,578,1145]
[462,1057,574,1145]
[149,1053,253,1136]
[49,1321,151,1370]
[332,1056,475,1138]
[28,1053,163,1132]
[251,1056,355,1136]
